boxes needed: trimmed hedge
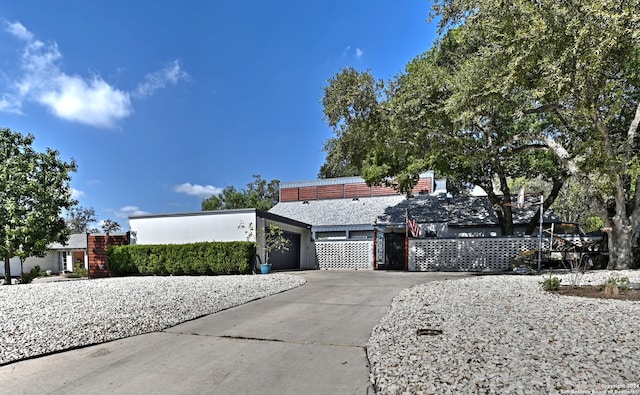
[107,241,256,276]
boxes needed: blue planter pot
[260,263,272,274]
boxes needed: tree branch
[523,103,563,115]
[542,135,580,175]
[627,101,640,147]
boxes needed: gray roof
[271,194,559,229]
[377,195,559,226]
[48,233,87,250]
[269,195,406,227]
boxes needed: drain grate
[417,328,443,336]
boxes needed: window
[315,231,347,240]
[348,230,374,240]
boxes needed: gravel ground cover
[0,274,306,365]
[367,270,640,395]
[4,269,640,394]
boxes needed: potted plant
[261,224,290,274]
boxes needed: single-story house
[270,173,560,270]
[128,209,314,271]
[1,233,88,277]
[272,179,558,241]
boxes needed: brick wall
[87,233,130,278]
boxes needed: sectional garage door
[269,230,301,270]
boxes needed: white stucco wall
[128,210,315,270]
[129,211,258,245]
[1,252,60,276]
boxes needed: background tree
[1,128,77,284]
[527,172,608,233]
[320,68,386,179]
[201,175,280,211]
[101,219,121,234]
[65,205,98,233]
[431,0,640,269]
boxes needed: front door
[73,251,85,270]
[384,232,406,270]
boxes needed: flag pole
[405,209,409,270]
[405,209,409,239]
[538,193,543,273]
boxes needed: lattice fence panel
[315,241,373,270]
[410,237,541,272]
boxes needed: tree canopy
[101,219,121,234]
[322,37,568,235]
[431,0,640,268]
[201,175,280,211]
[66,205,98,233]
[321,0,640,268]
[1,128,77,284]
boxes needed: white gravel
[367,270,640,395]
[0,274,305,365]
[4,269,640,394]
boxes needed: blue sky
[0,1,438,229]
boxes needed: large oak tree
[322,36,567,236]
[431,0,640,269]
[322,0,640,269]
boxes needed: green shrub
[73,262,88,278]
[64,262,88,278]
[600,275,630,297]
[107,241,256,276]
[107,245,138,276]
[540,272,562,291]
[18,265,42,284]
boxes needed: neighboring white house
[1,233,88,277]
[128,209,314,271]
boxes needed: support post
[538,194,543,273]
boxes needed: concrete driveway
[0,270,469,395]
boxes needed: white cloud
[71,188,85,199]
[0,94,21,113]
[38,75,131,128]
[115,206,150,219]
[174,182,223,198]
[5,21,33,41]
[133,60,189,98]
[1,20,188,128]
[342,45,363,60]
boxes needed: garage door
[269,230,300,270]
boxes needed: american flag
[406,210,420,238]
